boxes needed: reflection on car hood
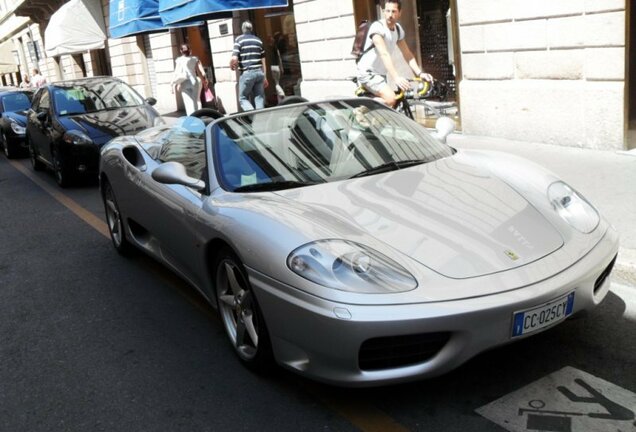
[60,106,156,145]
[275,154,564,279]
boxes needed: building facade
[0,0,631,151]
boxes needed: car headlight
[287,240,417,293]
[63,130,94,146]
[9,119,25,135]
[548,181,599,233]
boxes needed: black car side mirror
[145,97,157,106]
[36,111,47,121]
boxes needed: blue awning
[159,0,288,26]
[109,0,165,38]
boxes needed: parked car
[0,88,33,158]
[99,100,618,387]
[26,76,162,187]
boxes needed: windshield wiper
[349,159,425,179]
[233,180,322,192]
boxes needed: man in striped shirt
[230,21,269,111]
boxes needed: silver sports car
[99,99,619,387]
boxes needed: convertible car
[99,99,618,386]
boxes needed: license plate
[511,292,575,337]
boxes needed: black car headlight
[288,240,417,293]
[9,118,25,135]
[63,130,94,146]
[548,181,599,233]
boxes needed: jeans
[238,69,265,111]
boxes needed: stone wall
[456,0,626,150]
[293,0,358,100]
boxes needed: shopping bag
[204,87,214,103]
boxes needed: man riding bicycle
[357,0,433,108]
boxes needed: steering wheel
[190,108,224,120]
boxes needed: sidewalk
[448,133,636,286]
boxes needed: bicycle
[349,76,454,120]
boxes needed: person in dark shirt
[230,21,269,111]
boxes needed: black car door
[27,89,54,163]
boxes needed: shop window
[252,4,303,107]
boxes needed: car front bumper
[248,226,619,387]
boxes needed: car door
[123,128,209,289]
[27,88,54,163]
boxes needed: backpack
[351,20,402,62]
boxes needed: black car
[0,88,33,158]
[26,76,162,187]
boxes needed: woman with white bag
[171,44,209,115]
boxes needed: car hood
[3,110,27,125]
[274,154,564,279]
[60,106,156,145]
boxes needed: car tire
[52,148,72,188]
[214,247,273,371]
[1,132,12,159]
[102,180,133,256]
[28,135,44,171]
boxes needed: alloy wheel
[52,149,70,187]
[102,182,130,254]
[216,258,261,361]
[28,137,44,171]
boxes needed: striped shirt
[232,33,265,72]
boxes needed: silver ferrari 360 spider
[99,98,618,386]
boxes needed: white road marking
[476,367,636,432]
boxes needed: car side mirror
[152,161,206,191]
[145,97,157,106]
[431,116,455,144]
[36,111,47,121]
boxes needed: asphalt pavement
[448,133,636,286]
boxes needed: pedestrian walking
[230,21,269,111]
[31,68,47,87]
[171,43,209,116]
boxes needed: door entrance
[251,3,303,107]
[417,0,461,129]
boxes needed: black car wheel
[27,135,44,171]
[51,148,72,188]
[215,247,272,370]
[102,180,133,255]
[0,132,10,159]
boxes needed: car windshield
[1,92,32,112]
[212,99,454,192]
[52,79,145,116]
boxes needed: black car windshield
[52,79,145,116]
[1,92,32,112]
[212,99,454,192]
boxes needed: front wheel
[102,180,133,255]
[52,148,72,187]
[28,135,44,171]
[215,248,272,370]
[2,132,15,159]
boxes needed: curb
[615,247,636,287]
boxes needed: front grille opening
[594,253,617,295]
[359,332,450,371]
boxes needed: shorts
[358,72,388,94]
